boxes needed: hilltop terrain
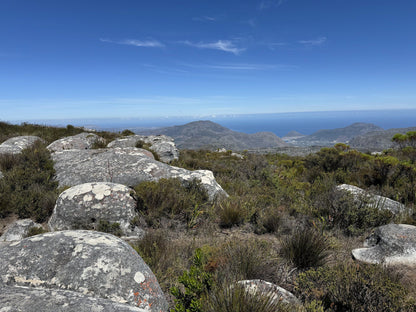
[1,121,416,311]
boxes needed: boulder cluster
[0,133,229,311]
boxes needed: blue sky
[1,0,415,121]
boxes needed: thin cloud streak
[181,62,297,71]
[298,36,327,46]
[100,38,165,48]
[259,0,287,10]
[180,40,245,55]
[192,16,217,22]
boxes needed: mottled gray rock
[47,132,104,152]
[0,219,43,242]
[48,182,143,238]
[0,285,147,312]
[0,136,42,154]
[0,230,168,311]
[336,184,406,214]
[237,280,301,305]
[0,170,3,179]
[108,135,179,163]
[52,148,226,201]
[352,224,416,265]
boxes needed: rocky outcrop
[0,230,168,311]
[47,132,104,152]
[336,184,406,214]
[52,148,226,201]
[0,285,148,312]
[108,135,179,163]
[237,280,300,305]
[352,224,416,266]
[0,219,43,242]
[48,182,143,238]
[0,136,42,154]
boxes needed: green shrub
[254,207,281,234]
[96,220,123,237]
[0,141,59,222]
[134,229,168,267]
[280,227,329,269]
[24,226,47,237]
[218,198,245,228]
[171,248,212,312]
[121,129,135,136]
[297,263,412,312]
[134,178,209,228]
[135,140,160,161]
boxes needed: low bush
[280,227,329,269]
[25,226,47,237]
[134,178,209,228]
[217,198,246,228]
[96,220,123,237]
[0,140,59,222]
[297,263,414,312]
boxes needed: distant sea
[15,109,416,138]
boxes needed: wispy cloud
[259,0,287,10]
[192,16,217,22]
[182,62,296,71]
[298,36,327,46]
[100,38,164,48]
[180,40,245,55]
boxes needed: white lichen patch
[14,276,46,286]
[92,184,112,200]
[83,194,93,202]
[61,183,93,200]
[134,272,145,284]
[143,163,158,174]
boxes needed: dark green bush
[218,198,245,228]
[0,141,58,222]
[171,248,212,312]
[297,263,413,312]
[25,226,47,237]
[280,227,329,269]
[134,178,209,228]
[96,220,123,237]
[121,129,135,136]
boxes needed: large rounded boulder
[48,182,143,238]
[47,132,104,152]
[0,136,42,154]
[0,230,169,311]
[352,224,416,266]
[0,219,43,242]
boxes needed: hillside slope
[291,122,383,146]
[136,120,288,150]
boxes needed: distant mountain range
[133,120,415,152]
[285,122,383,147]
[135,120,288,150]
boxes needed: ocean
[19,109,416,138]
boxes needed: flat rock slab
[52,148,226,201]
[336,184,406,214]
[0,230,168,311]
[0,219,43,242]
[108,135,179,163]
[47,132,104,152]
[48,182,143,238]
[0,136,42,154]
[237,279,300,305]
[352,224,416,265]
[0,286,147,312]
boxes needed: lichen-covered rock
[108,135,179,163]
[52,148,226,201]
[352,224,416,265]
[237,280,301,305]
[0,285,147,312]
[48,182,143,238]
[336,184,406,214]
[0,136,42,154]
[47,132,104,152]
[0,170,3,179]
[0,219,43,242]
[0,230,168,311]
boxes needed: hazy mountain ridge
[288,122,384,147]
[135,120,288,150]
[349,126,416,150]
